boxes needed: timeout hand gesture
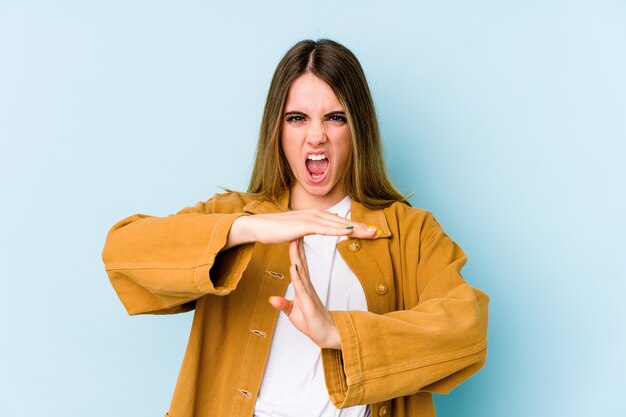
[224,208,380,349]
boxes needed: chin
[305,186,333,197]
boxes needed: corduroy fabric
[102,191,488,417]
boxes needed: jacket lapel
[243,192,290,215]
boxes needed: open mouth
[305,153,329,182]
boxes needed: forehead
[284,73,344,113]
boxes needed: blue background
[1,1,625,416]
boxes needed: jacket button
[375,283,387,295]
[378,405,389,416]
[348,239,360,252]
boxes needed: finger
[304,223,377,239]
[349,226,380,240]
[345,220,371,229]
[296,238,312,285]
[288,242,307,292]
[304,217,355,236]
[310,210,351,224]
[289,239,302,271]
[269,296,293,315]
[305,211,358,233]
[323,213,369,230]
[317,215,377,238]
[312,225,354,237]
[319,213,369,230]
[298,243,325,309]
[289,243,318,303]
[293,219,352,239]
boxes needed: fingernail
[346,226,354,230]
[367,225,377,231]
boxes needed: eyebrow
[283,110,346,117]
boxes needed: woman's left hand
[268,239,341,350]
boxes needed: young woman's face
[281,73,352,210]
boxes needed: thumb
[269,296,293,315]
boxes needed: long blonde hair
[248,39,409,209]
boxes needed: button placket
[228,242,296,417]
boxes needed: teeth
[307,154,327,161]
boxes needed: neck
[289,186,347,211]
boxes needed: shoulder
[383,202,441,231]
[176,191,257,215]
[378,201,450,247]
[210,191,257,210]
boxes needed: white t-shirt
[254,196,370,417]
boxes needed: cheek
[280,135,298,169]
[334,129,352,163]
[279,128,290,153]
[280,125,299,149]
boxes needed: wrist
[225,215,254,250]
[323,328,341,350]
[322,318,342,350]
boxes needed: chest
[189,237,405,416]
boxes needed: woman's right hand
[224,208,379,250]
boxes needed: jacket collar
[350,199,392,238]
[242,191,392,239]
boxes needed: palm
[269,239,341,349]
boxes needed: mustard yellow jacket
[102,192,489,417]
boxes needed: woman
[103,39,488,417]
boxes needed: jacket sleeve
[322,213,489,407]
[101,196,254,315]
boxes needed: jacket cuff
[193,213,254,294]
[322,311,364,407]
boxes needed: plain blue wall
[1,1,624,416]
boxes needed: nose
[305,121,327,146]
